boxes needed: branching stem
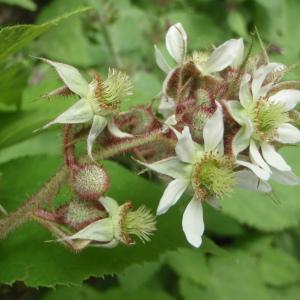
[0,128,169,239]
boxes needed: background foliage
[0,0,300,299]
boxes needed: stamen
[120,204,156,244]
[101,68,133,108]
[192,152,235,200]
[248,100,289,142]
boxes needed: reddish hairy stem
[63,124,80,171]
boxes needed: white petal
[154,45,171,73]
[43,99,93,129]
[236,159,270,181]
[182,196,204,248]
[225,100,251,126]
[275,123,300,144]
[239,73,252,108]
[203,103,224,152]
[236,170,272,193]
[231,38,244,69]
[157,179,189,215]
[158,95,176,118]
[258,82,273,98]
[40,58,89,98]
[137,157,191,179]
[225,101,254,155]
[271,168,300,186]
[99,196,120,216]
[252,63,284,100]
[87,116,108,160]
[165,23,187,64]
[107,118,133,138]
[269,89,300,111]
[249,140,270,172]
[165,114,177,126]
[261,143,291,171]
[61,218,114,242]
[97,239,119,248]
[204,38,244,73]
[162,115,177,133]
[176,126,198,163]
[232,125,252,156]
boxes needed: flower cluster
[34,22,300,250]
[145,23,300,247]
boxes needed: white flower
[39,58,133,160]
[59,196,156,248]
[155,23,244,75]
[138,103,270,248]
[191,38,244,76]
[226,63,300,184]
[155,23,244,121]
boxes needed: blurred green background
[1,0,300,299]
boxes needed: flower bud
[72,164,110,201]
[57,197,156,249]
[63,198,106,230]
[115,106,157,135]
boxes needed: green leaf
[118,261,161,290]
[166,248,209,286]
[267,285,300,300]
[204,204,244,237]
[110,7,150,54]
[121,71,161,111]
[179,279,206,300]
[0,6,90,63]
[42,285,100,300]
[0,131,60,164]
[35,0,102,67]
[0,155,190,287]
[95,287,174,300]
[203,252,270,300]
[222,146,300,231]
[0,0,36,11]
[227,11,248,37]
[0,60,29,108]
[0,75,77,149]
[259,249,300,287]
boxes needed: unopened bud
[116,106,156,135]
[57,197,156,249]
[64,198,106,230]
[72,164,110,201]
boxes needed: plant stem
[94,129,167,160]
[0,129,168,239]
[0,167,68,239]
[0,199,35,239]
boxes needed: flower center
[248,99,289,142]
[190,51,209,71]
[192,152,235,200]
[88,69,133,116]
[118,202,156,245]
